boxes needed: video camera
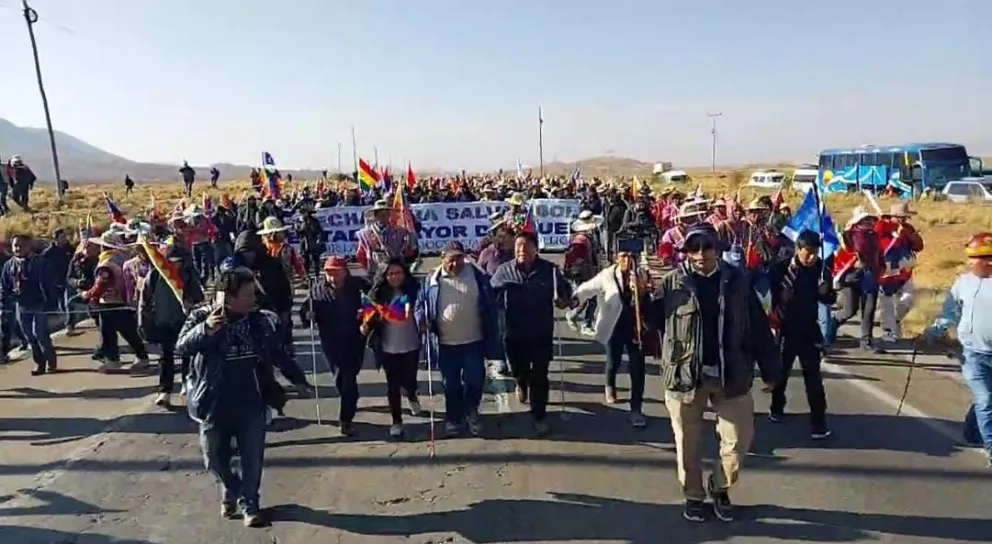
[614,230,645,255]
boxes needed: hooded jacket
[232,231,292,314]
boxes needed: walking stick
[307,285,322,425]
[553,264,570,420]
[424,334,436,458]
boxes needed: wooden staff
[631,268,643,345]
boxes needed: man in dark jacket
[9,157,36,210]
[490,231,573,436]
[179,161,196,197]
[300,255,369,436]
[767,230,836,439]
[140,243,204,408]
[649,222,780,524]
[43,228,74,331]
[229,233,311,392]
[176,265,287,528]
[0,234,58,375]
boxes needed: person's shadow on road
[266,492,992,544]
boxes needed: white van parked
[791,167,818,193]
[747,170,786,189]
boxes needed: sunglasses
[682,240,715,254]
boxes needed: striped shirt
[357,224,410,275]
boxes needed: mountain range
[0,117,740,184]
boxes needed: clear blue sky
[2,0,990,171]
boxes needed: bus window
[819,154,830,169]
[921,146,967,163]
[875,152,894,169]
[859,154,876,166]
[911,164,923,182]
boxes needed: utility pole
[336,142,342,174]
[21,0,64,200]
[538,105,545,179]
[706,112,722,173]
[373,146,379,170]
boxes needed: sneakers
[388,424,404,438]
[97,359,122,372]
[30,364,46,376]
[604,386,618,405]
[629,411,647,428]
[407,397,422,417]
[707,475,734,522]
[767,412,785,423]
[683,500,707,522]
[532,419,551,437]
[154,393,172,408]
[339,421,356,437]
[860,339,885,354]
[243,511,263,528]
[220,502,237,519]
[579,325,596,337]
[565,313,581,331]
[131,358,150,371]
[467,412,482,436]
[444,421,462,437]
[811,427,834,440]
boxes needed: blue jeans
[605,332,646,412]
[962,350,992,453]
[64,287,89,329]
[198,412,267,514]
[16,306,55,365]
[818,302,833,345]
[437,341,486,425]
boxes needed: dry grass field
[2,166,990,336]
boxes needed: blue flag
[781,188,840,257]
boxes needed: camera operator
[571,232,654,427]
[621,189,658,253]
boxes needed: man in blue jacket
[176,265,288,528]
[1,234,58,375]
[419,241,502,437]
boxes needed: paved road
[0,255,989,544]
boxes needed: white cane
[424,332,437,458]
[552,264,570,421]
[307,287,322,425]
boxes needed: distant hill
[0,118,322,184]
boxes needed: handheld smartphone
[215,290,227,309]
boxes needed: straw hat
[506,192,527,207]
[257,216,291,235]
[883,202,917,217]
[88,231,127,250]
[570,210,604,233]
[845,205,878,230]
[368,199,391,212]
[745,198,769,211]
[678,201,709,218]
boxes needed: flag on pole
[358,158,380,193]
[406,163,417,189]
[104,194,127,224]
[138,236,185,305]
[261,151,282,200]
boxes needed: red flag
[406,163,417,189]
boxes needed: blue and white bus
[816,143,984,197]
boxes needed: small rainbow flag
[358,158,380,193]
[360,293,409,324]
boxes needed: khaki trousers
[665,382,755,501]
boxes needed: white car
[747,170,786,189]
[941,178,992,203]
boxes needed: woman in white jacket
[572,250,653,427]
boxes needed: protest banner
[300,199,581,256]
